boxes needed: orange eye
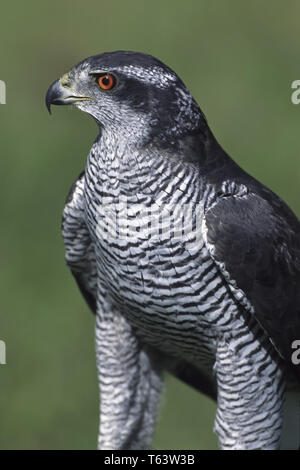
[97,74,115,90]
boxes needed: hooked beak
[45,75,93,114]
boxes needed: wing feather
[203,188,300,376]
[62,171,97,314]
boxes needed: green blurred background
[0,0,299,449]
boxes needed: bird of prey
[46,51,300,450]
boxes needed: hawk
[46,51,300,450]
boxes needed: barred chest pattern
[83,136,262,370]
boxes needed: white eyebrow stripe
[111,65,177,88]
[89,70,107,75]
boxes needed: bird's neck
[89,123,230,199]
[92,126,155,187]
[88,127,202,201]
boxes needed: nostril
[60,73,71,88]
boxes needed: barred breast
[83,139,274,379]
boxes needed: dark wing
[62,172,216,399]
[203,189,300,377]
[62,171,97,314]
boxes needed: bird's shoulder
[203,177,300,280]
[64,170,85,208]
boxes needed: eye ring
[96,73,116,90]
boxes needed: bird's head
[46,51,205,148]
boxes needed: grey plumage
[46,51,300,450]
